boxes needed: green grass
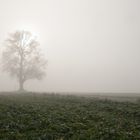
[0,93,140,140]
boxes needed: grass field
[0,92,140,140]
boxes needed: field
[0,93,140,140]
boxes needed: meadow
[0,92,140,140]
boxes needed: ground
[0,92,140,140]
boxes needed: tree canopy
[2,30,47,92]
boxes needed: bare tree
[2,30,47,92]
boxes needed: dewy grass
[0,93,140,140]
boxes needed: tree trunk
[19,79,24,92]
[18,51,25,92]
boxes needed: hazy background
[0,0,140,93]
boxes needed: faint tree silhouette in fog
[2,31,47,92]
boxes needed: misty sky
[0,0,140,93]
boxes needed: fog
[0,0,140,93]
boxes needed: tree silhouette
[2,30,47,92]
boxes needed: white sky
[0,0,140,93]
